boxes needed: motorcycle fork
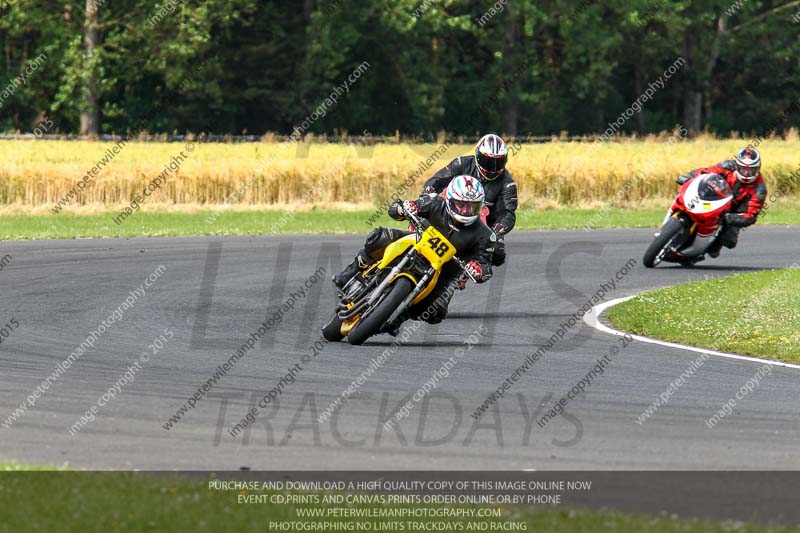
[367,253,413,306]
[668,214,697,256]
[386,268,435,325]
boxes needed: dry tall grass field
[1,134,798,213]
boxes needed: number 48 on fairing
[427,236,450,257]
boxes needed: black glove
[492,223,510,236]
[723,212,742,226]
[421,185,437,196]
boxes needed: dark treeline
[1,0,799,138]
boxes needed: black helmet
[734,147,761,185]
[475,134,508,181]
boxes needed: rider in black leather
[421,134,517,266]
[333,184,495,325]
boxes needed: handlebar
[452,256,478,283]
[400,204,477,284]
[403,208,425,238]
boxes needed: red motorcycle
[643,173,734,268]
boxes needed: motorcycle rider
[676,146,767,258]
[332,175,496,327]
[421,134,517,267]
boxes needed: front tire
[321,312,345,342]
[347,277,414,346]
[643,217,686,268]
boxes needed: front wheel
[347,277,414,346]
[321,312,345,342]
[643,216,686,268]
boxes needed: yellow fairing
[377,234,417,270]
[416,225,457,268]
[376,227,457,304]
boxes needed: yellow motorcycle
[322,211,476,345]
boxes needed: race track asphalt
[1,226,798,473]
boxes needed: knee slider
[365,227,383,246]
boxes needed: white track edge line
[583,296,800,370]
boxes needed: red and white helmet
[475,134,508,181]
[445,175,485,225]
[734,146,761,184]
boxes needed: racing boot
[706,239,723,259]
[332,252,371,289]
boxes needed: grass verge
[1,207,799,240]
[1,468,797,533]
[607,267,800,361]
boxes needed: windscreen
[696,174,733,201]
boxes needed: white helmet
[445,175,485,225]
[734,146,761,185]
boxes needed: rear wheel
[347,277,414,346]
[643,217,687,268]
[321,312,345,342]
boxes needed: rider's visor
[736,164,759,178]
[476,151,506,178]
[449,199,483,217]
